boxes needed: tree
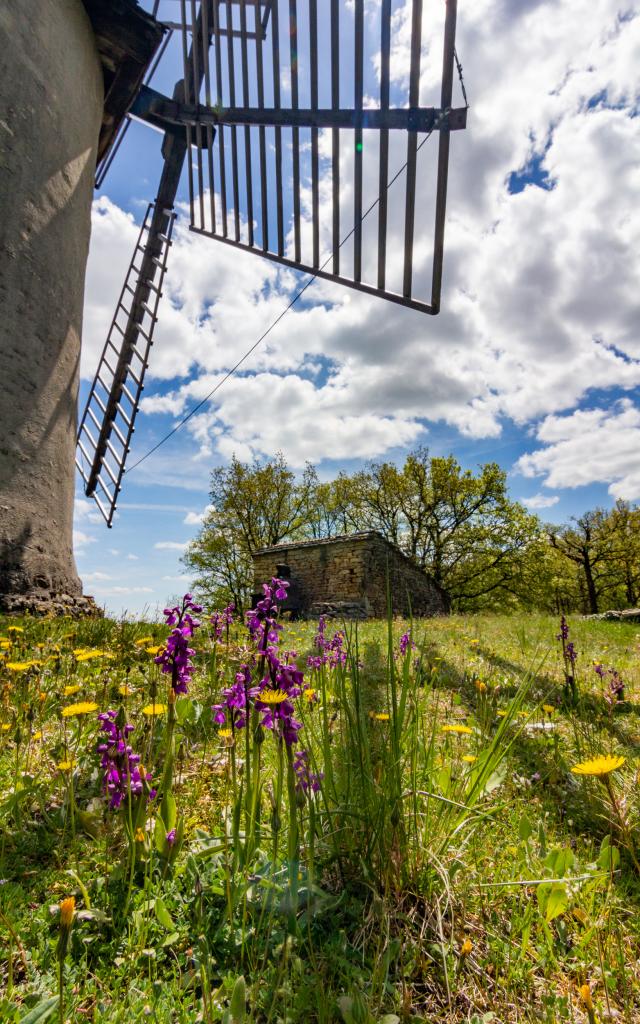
[549,509,617,614]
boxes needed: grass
[0,602,639,1023]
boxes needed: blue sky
[76,0,640,616]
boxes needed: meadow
[1,584,639,1023]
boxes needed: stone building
[0,1,162,615]
[252,532,449,619]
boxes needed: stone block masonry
[253,532,449,618]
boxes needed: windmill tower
[0,0,162,615]
[0,0,466,615]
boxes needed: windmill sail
[79,0,465,524]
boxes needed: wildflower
[59,896,75,929]
[212,664,254,730]
[571,755,625,777]
[134,636,154,646]
[56,760,75,771]
[135,827,145,842]
[1,723,11,732]
[7,626,24,633]
[303,688,317,703]
[293,749,323,794]
[246,577,288,649]
[32,731,42,741]
[374,713,390,721]
[542,704,556,714]
[64,684,81,697]
[399,630,415,656]
[218,728,233,740]
[142,703,167,716]
[6,661,37,671]
[97,709,155,810]
[497,710,508,718]
[462,754,477,763]
[62,702,98,718]
[210,603,235,641]
[155,593,202,695]
[475,680,487,693]
[118,684,135,697]
[74,649,110,662]
[145,645,163,656]
[166,828,177,846]
[578,984,593,1008]
[258,689,289,705]
[460,937,473,955]
[442,724,473,735]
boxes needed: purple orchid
[97,709,155,810]
[155,593,203,695]
[293,748,323,794]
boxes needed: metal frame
[180,0,463,314]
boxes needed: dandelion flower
[118,684,135,697]
[303,688,317,703]
[496,710,508,718]
[7,626,24,634]
[542,704,556,714]
[218,728,233,739]
[64,684,82,697]
[135,827,145,842]
[374,713,390,721]
[462,754,477,763]
[442,724,472,735]
[475,680,487,693]
[32,731,42,741]
[56,760,75,771]
[135,636,154,646]
[578,984,594,1011]
[257,689,289,705]
[571,755,625,777]
[59,897,75,928]
[1,723,11,732]
[460,937,473,955]
[61,701,98,718]
[6,661,36,672]
[145,645,163,656]
[142,703,167,716]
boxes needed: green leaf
[229,975,246,1022]
[154,896,174,931]
[378,1016,400,1024]
[597,836,620,872]
[544,882,568,922]
[518,814,533,841]
[154,815,167,855]
[161,791,177,831]
[20,997,59,1023]
[175,698,194,724]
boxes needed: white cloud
[516,400,640,501]
[521,493,560,510]
[73,529,96,551]
[81,571,113,582]
[184,505,214,526]
[126,554,139,561]
[162,574,192,583]
[83,1,640,486]
[154,541,189,551]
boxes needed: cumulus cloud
[516,400,640,501]
[184,505,214,526]
[154,541,189,551]
[521,493,560,510]
[73,529,96,551]
[83,0,640,485]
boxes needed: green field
[1,603,639,1023]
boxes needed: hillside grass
[0,608,639,1023]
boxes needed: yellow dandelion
[64,684,82,697]
[59,897,75,928]
[374,712,390,721]
[1,723,11,732]
[56,760,75,771]
[571,755,625,777]
[460,937,473,955]
[7,626,24,634]
[6,661,36,672]
[142,703,167,716]
[578,984,594,1011]
[442,724,473,735]
[475,680,487,693]
[75,650,111,662]
[32,731,42,741]
[303,688,317,702]
[542,704,556,714]
[218,727,233,739]
[258,689,289,705]
[39,691,47,702]
[61,701,98,718]
[135,636,155,646]
[118,684,135,697]
[462,754,477,763]
[0,640,11,650]
[135,827,145,842]
[145,645,163,656]
[497,710,508,718]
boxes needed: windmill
[76,0,467,528]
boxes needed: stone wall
[253,533,449,618]
[0,0,103,612]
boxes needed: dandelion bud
[59,896,75,930]
[460,937,472,956]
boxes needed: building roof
[82,0,165,164]
[254,531,411,556]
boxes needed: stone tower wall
[0,0,103,613]
[253,534,449,618]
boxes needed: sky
[75,0,640,617]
